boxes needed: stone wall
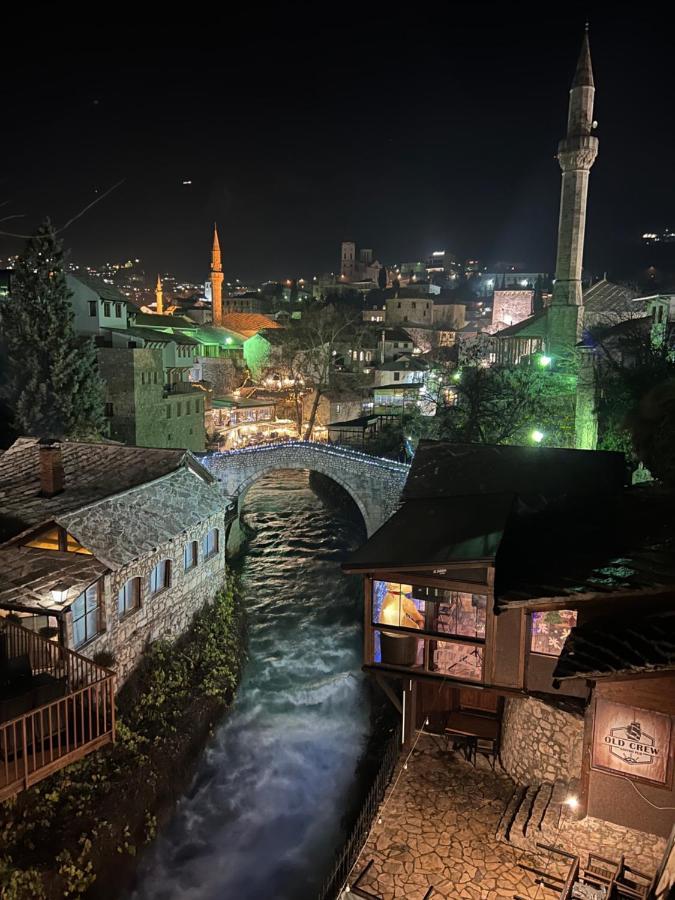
[66,509,229,685]
[203,442,409,536]
[500,695,584,785]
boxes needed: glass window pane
[86,609,98,641]
[118,587,126,614]
[432,641,483,681]
[531,610,577,656]
[73,616,86,647]
[71,593,85,620]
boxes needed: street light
[50,583,70,605]
[531,429,544,444]
[538,354,552,367]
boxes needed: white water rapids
[129,470,372,900]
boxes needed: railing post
[21,717,29,788]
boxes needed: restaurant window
[184,540,198,571]
[371,581,486,682]
[118,577,141,617]
[149,559,171,595]
[202,529,219,560]
[72,582,102,648]
[530,610,577,656]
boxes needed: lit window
[72,582,102,648]
[149,560,171,595]
[202,529,219,560]
[184,541,198,571]
[530,610,577,656]
[118,577,141,617]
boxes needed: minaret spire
[547,28,599,356]
[210,223,224,326]
[155,274,164,315]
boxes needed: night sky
[3,12,673,284]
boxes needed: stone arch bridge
[202,441,409,537]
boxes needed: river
[129,469,373,900]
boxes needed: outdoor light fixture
[531,430,544,444]
[538,354,552,367]
[50,583,70,604]
[452,371,461,382]
[565,795,579,810]
[225,337,233,345]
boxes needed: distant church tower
[155,274,164,315]
[547,27,598,356]
[210,224,224,326]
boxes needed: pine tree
[0,219,106,439]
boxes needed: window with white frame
[149,559,171,595]
[71,582,102,648]
[118,577,141,617]
[202,529,219,560]
[184,540,198,571]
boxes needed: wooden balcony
[0,619,115,802]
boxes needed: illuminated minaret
[547,27,598,356]
[210,224,224,326]
[155,274,164,315]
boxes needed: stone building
[97,347,206,452]
[0,437,235,684]
[385,294,433,326]
[340,240,384,284]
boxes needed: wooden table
[444,711,499,741]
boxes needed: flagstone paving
[349,733,661,900]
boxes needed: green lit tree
[422,340,576,446]
[0,219,105,439]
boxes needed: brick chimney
[38,439,65,497]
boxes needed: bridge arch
[201,442,409,541]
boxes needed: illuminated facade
[210,224,224,326]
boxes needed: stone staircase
[497,779,571,851]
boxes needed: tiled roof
[103,326,200,346]
[496,485,675,608]
[0,546,107,611]
[377,357,428,372]
[58,468,233,569]
[219,313,281,336]
[0,438,190,540]
[493,310,546,338]
[583,278,637,313]
[553,610,675,681]
[132,312,197,328]
[67,274,127,304]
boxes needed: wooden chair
[611,862,653,899]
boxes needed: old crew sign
[592,699,672,786]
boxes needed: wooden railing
[0,619,115,802]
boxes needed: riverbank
[0,575,247,900]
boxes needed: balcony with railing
[0,619,115,801]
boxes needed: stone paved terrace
[350,733,663,900]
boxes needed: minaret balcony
[557,134,598,171]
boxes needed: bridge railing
[205,441,410,474]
